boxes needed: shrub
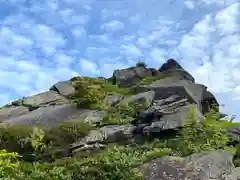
[58,142,172,180]
[233,143,240,167]
[70,80,104,108]
[136,61,147,68]
[0,125,34,156]
[0,149,21,180]
[102,100,149,125]
[138,73,172,85]
[17,162,73,180]
[45,121,94,146]
[167,105,232,156]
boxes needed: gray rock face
[50,81,75,96]
[159,59,184,72]
[0,106,29,123]
[158,58,195,83]
[149,68,161,76]
[104,94,124,106]
[121,91,155,107]
[22,90,67,107]
[139,150,239,180]
[137,74,215,114]
[227,128,240,142]
[202,90,219,113]
[113,66,152,88]
[80,109,106,123]
[1,104,105,127]
[71,124,135,153]
[134,96,204,135]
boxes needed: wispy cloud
[0,0,239,119]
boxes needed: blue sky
[0,0,239,120]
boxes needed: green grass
[138,74,172,85]
[1,106,240,180]
[69,76,135,108]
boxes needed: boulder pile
[1,58,240,179]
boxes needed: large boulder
[134,95,204,136]
[113,66,153,88]
[50,80,75,96]
[0,106,29,123]
[158,58,195,83]
[16,90,68,107]
[139,150,239,180]
[104,93,124,106]
[202,90,219,113]
[71,124,136,153]
[0,104,106,127]
[158,58,184,72]
[136,74,214,114]
[121,91,155,107]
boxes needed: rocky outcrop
[50,80,75,96]
[158,58,195,83]
[71,124,135,153]
[1,104,106,127]
[104,93,124,106]
[158,58,184,72]
[113,66,153,88]
[120,91,155,107]
[139,150,239,180]
[1,58,240,179]
[0,106,29,122]
[0,58,231,143]
[11,90,68,107]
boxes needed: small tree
[0,149,22,179]
[136,61,147,68]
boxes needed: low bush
[136,61,147,68]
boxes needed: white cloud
[88,34,112,44]
[121,44,142,57]
[72,27,86,38]
[101,20,125,32]
[79,59,99,74]
[178,2,240,101]
[215,3,239,36]
[32,24,65,55]
[149,48,167,63]
[184,0,195,9]
[0,0,240,119]
[60,9,89,25]
[54,53,74,67]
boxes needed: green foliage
[0,121,94,162]
[71,81,104,108]
[70,76,135,108]
[136,61,147,68]
[167,105,232,156]
[233,143,240,167]
[101,84,132,95]
[46,121,94,146]
[17,162,72,180]
[26,127,46,152]
[102,106,134,125]
[102,100,150,125]
[55,141,172,180]
[138,74,172,85]
[0,149,21,180]
[0,125,34,155]
[1,85,239,180]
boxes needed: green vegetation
[1,104,240,179]
[0,121,95,162]
[138,73,172,85]
[69,76,133,109]
[2,73,240,179]
[136,61,147,68]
